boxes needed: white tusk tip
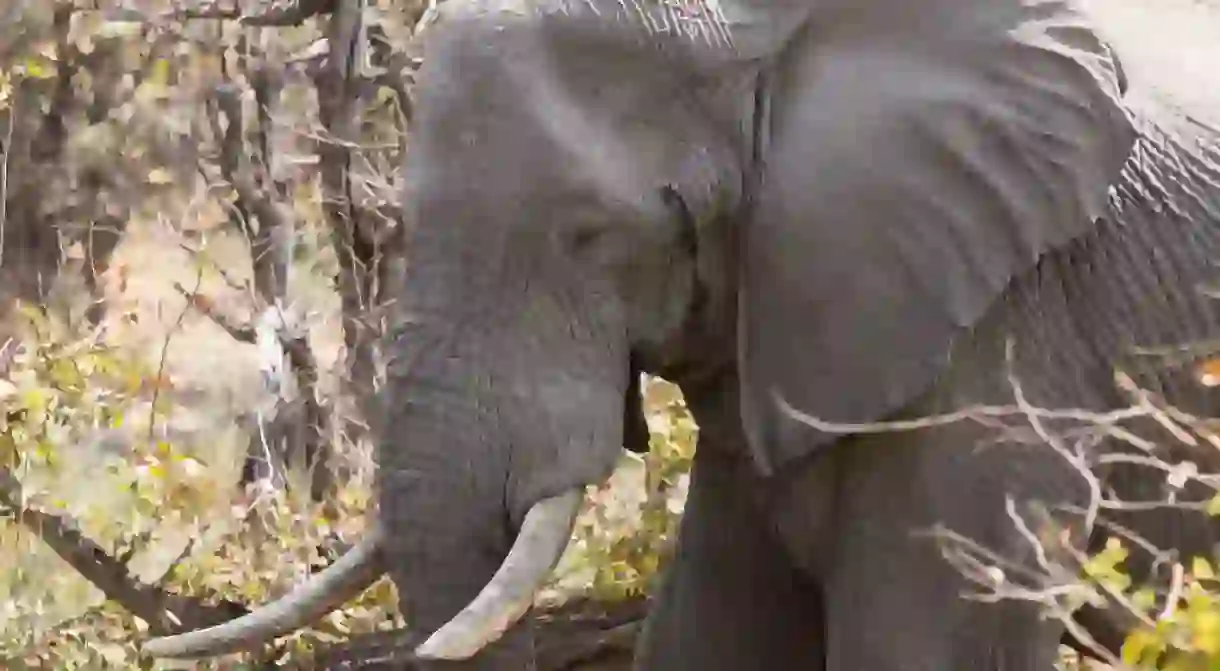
[414,632,471,660]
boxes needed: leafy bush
[0,307,696,667]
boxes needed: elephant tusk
[414,489,583,661]
[141,525,387,659]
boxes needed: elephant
[141,0,1220,668]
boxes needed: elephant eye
[566,227,606,254]
[554,224,613,267]
[549,197,616,262]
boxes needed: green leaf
[17,56,56,80]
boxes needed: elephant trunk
[414,489,584,660]
[377,294,629,665]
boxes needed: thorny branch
[173,280,258,343]
[780,339,1220,666]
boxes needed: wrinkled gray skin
[145,0,1220,668]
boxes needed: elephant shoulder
[1084,0,1220,130]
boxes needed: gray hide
[737,0,1133,473]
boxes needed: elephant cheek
[372,384,513,633]
[379,468,527,648]
[504,369,628,525]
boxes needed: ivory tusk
[142,526,386,659]
[414,489,583,660]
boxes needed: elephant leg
[772,416,1088,671]
[634,447,825,671]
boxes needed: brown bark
[286,597,648,670]
[0,3,137,329]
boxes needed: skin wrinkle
[1026,121,1220,414]
[1165,132,1220,218]
[962,80,1054,223]
[1144,226,1206,353]
[1056,247,1111,390]
[999,70,1116,228]
[902,104,1028,315]
[1103,227,1166,376]
[1126,138,1208,328]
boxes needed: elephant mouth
[139,490,584,661]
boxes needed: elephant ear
[735,16,1135,473]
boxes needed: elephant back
[941,103,1220,449]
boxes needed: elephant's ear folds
[736,14,1135,473]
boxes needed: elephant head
[143,0,762,663]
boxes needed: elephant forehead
[433,0,808,57]
[440,0,729,33]
[696,0,809,57]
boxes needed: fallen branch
[0,468,248,636]
[288,597,648,670]
[88,0,336,27]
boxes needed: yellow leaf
[0,434,17,469]
[19,387,51,416]
[18,56,57,80]
[1122,628,1164,666]
[48,359,81,390]
[1195,557,1216,581]
[149,58,171,87]
[147,167,174,185]
[1192,609,1220,654]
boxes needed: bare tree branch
[87,0,336,27]
[173,280,258,343]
